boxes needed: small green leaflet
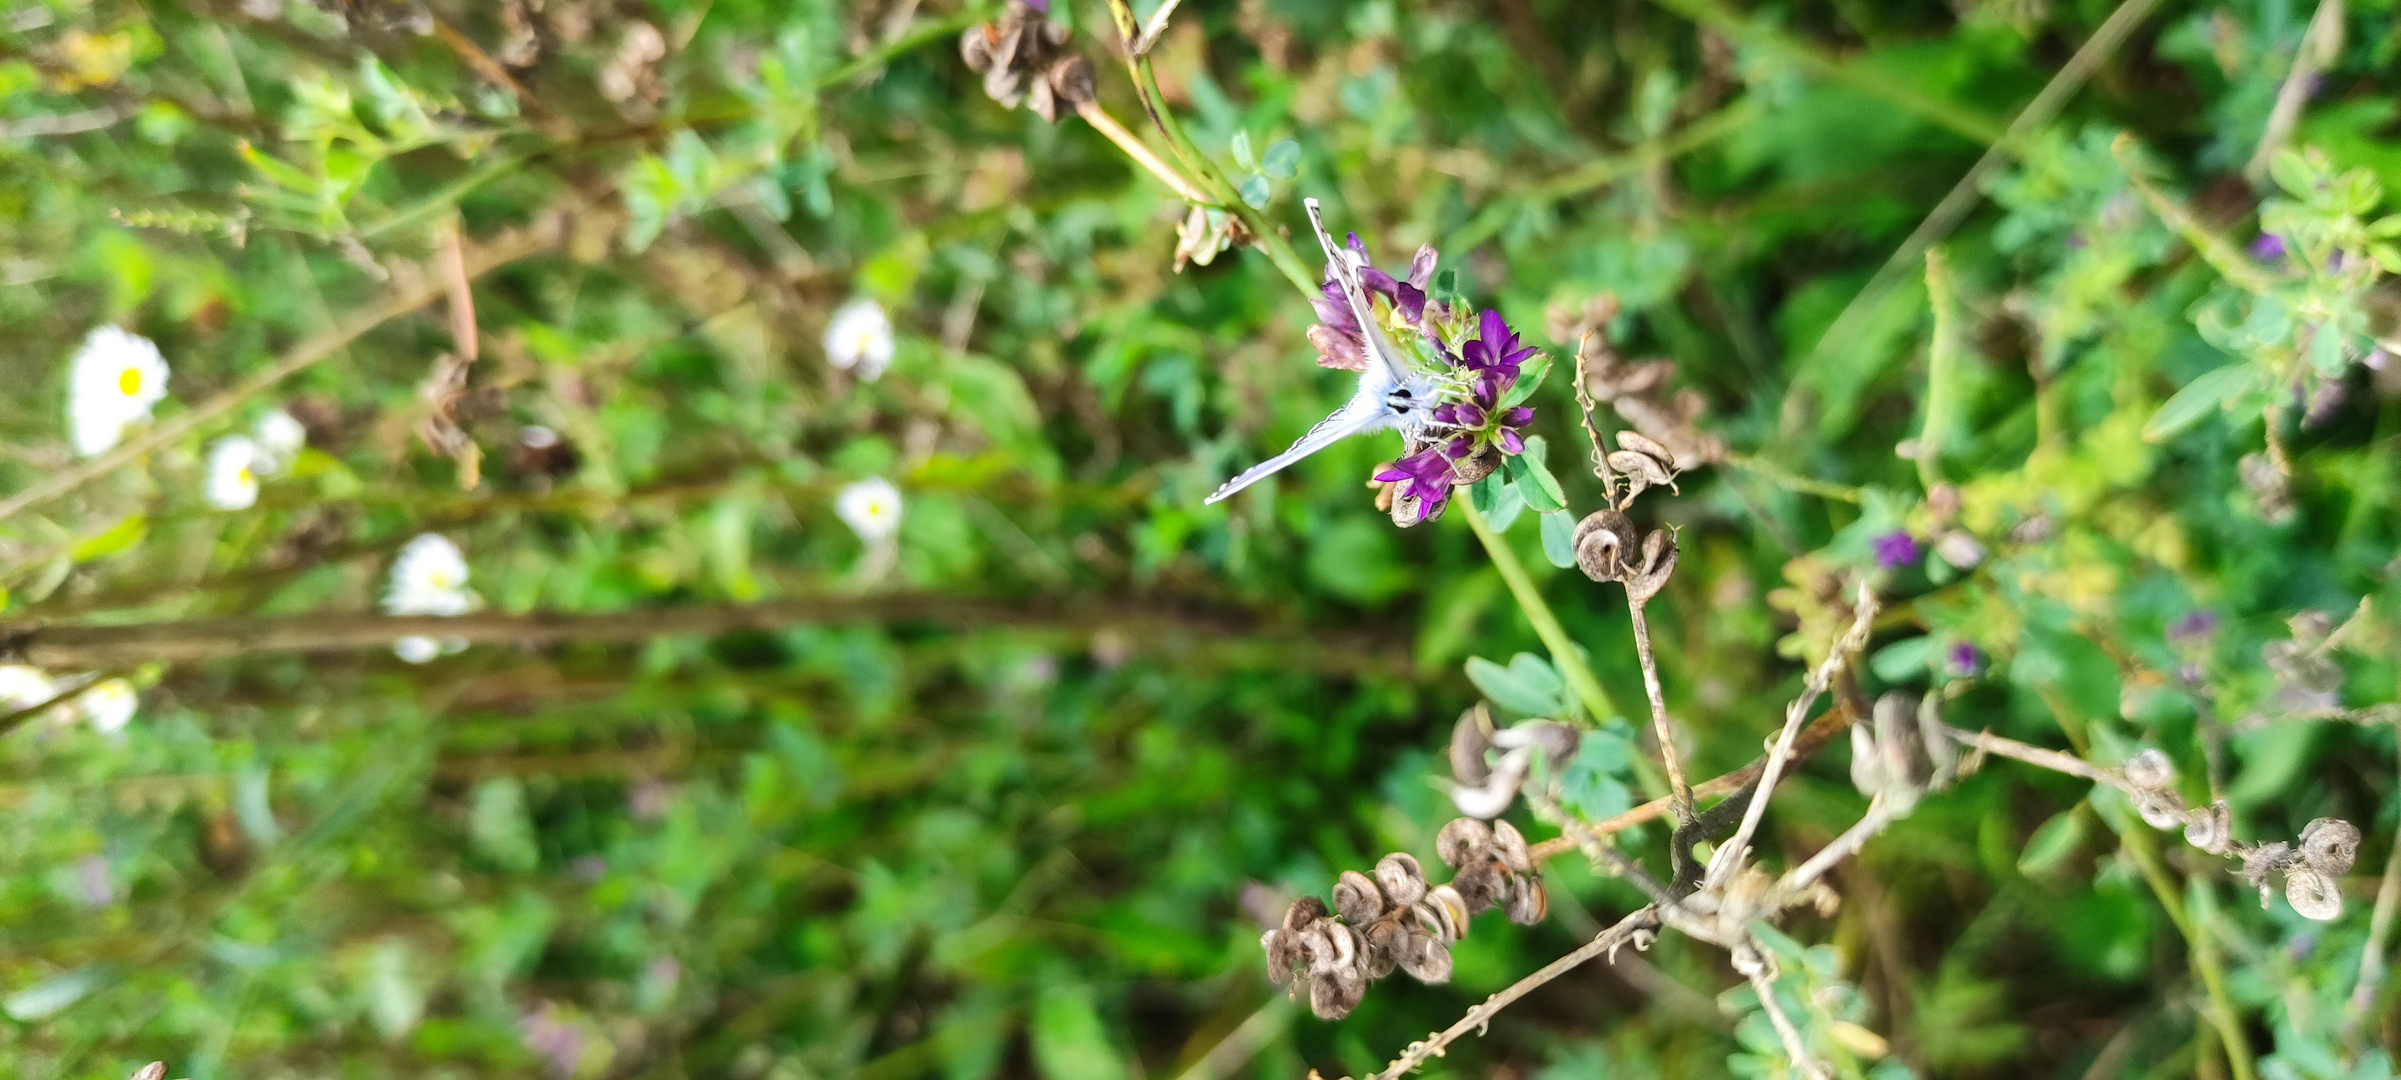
[1509,435,1567,512]
[1539,510,1578,568]
[2143,364,2262,442]
[1466,652,1569,716]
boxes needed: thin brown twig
[1940,726,2140,795]
[0,594,1406,671]
[2244,0,2345,184]
[440,219,479,361]
[1626,599,1693,826]
[1710,580,1877,891]
[1350,908,1660,1080]
[1527,695,1862,862]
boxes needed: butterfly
[1204,198,1439,505]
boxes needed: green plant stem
[1101,0,1316,297]
[1723,453,1863,503]
[1458,500,1617,723]
[1918,247,1961,491]
[1444,96,1760,253]
[2043,689,2257,1080]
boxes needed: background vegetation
[1,0,2399,1077]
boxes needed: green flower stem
[1917,248,1962,491]
[1723,453,1863,503]
[1459,499,1618,723]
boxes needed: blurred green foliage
[1,0,2400,1078]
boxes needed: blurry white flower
[0,666,56,712]
[76,678,138,735]
[254,408,307,469]
[66,325,170,457]
[386,534,476,662]
[205,435,264,510]
[824,299,896,382]
[837,478,903,543]
[386,534,473,614]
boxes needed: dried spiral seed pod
[1376,853,1428,907]
[1436,817,1492,868]
[2300,817,2361,876]
[1573,509,1639,582]
[2285,866,2344,921]
[2182,802,2234,854]
[2133,793,2185,831]
[1623,528,1680,603]
[2122,749,2176,791]
[1450,705,1494,786]
[1333,870,1386,924]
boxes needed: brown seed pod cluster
[1263,820,1550,1019]
[1570,432,1680,598]
[2119,748,2359,921]
[958,3,1094,123]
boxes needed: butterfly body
[1204,199,1440,505]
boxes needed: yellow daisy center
[118,368,142,397]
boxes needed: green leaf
[1031,985,1128,1080]
[1539,509,1578,569]
[1508,437,1567,512]
[1558,728,1633,823]
[2268,148,2315,198]
[2143,364,2261,442]
[1467,652,1568,716]
[1238,173,1271,209]
[1499,352,1552,409]
[1229,130,1254,171]
[1868,636,1936,682]
[70,514,147,562]
[2016,811,2086,877]
[1485,474,1526,530]
[1261,139,1300,179]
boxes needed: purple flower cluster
[1308,233,1435,372]
[1373,309,1538,518]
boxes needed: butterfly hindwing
[1202,385,1396,505]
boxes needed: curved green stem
[1459,500,1618,722]
[1101,0,1316,296]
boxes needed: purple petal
[1406,246,1437,290]
[1497,429,1524,455]
[1455,403,1486,428]
[1396,283,1426,325]
[1500,407,1533,426]
[1478,309,1510,351]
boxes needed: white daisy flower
[205,435,264,510]
[836,477,904,543]
[823,299,896,382]
[385,534,475,663]
[385,534,473,614]
[66,325,170,457]
[254,408,307,470]
[75,679,138,735]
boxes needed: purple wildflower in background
[2251,233,2288,263]
[519,1003,584,1078]
[75,854,113,907]
[1946,642,1984,677]
[2168,609,2218,643]
[1872,531,1922,569]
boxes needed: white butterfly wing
[1304,198,1418,393]
[1203,381,1397,505]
